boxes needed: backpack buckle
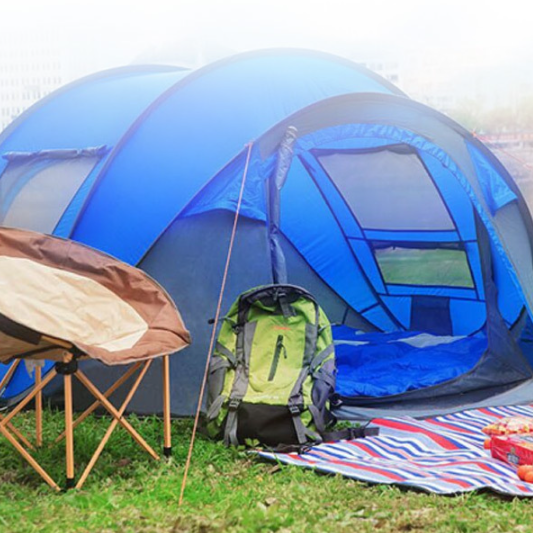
[228,399,241,410]
[288,405,302,416]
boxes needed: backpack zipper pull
[268,335,285,381]
[277,335,287,358]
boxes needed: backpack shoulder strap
[223,294,257,446]
[286,296,322,445]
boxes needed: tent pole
[177,141,254,509]
[267,126,297,284]
[162,355,172,457]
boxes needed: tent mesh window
[373,243,475,288]
[315,146,455,231]
[0,147,106,234]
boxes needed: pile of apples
[517,465,533,483]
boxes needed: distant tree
[447,99,487,133]
[447,96,533,135]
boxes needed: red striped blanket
[259,405,533,496]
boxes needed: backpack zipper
[268,335,286,381]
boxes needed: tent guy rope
[177,141,254,508]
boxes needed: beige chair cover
[0,227,191,365]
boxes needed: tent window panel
[373,244,475,288]
[316,148,455,231]
[0,154,101,234]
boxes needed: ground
[0,410,532,533]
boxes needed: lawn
[0,409,532,533]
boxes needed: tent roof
[0,64,188,157]
[0,49,403,264]
[62,49,403,263]
[180,92,533,328]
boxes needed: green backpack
[205,284,339,448]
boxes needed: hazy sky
[2,0,532,68]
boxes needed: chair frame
[0,343,172,491]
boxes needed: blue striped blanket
[259,405,533,496]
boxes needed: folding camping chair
[0,227,191,490]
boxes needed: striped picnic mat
[259,405,533,496]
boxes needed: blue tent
[0,64,189,403]
[2,49,533,419]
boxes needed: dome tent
[174,92,533,419]
[0,50,403,413]
[2,50,533,420]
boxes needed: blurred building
[353,47,533,119]
[0,32,66,131]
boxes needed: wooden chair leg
[75,366,159,461]
[64,373,75,489]
[0,363,58,490]
[0,357,166,491]
[0,368,57,453]
[75,361,153,490]
[0,361,30,448]
[0,360,21,394]
[35,366,42,447]
[0,412,34,450]
[162,355,172,457]
[54,363,142,444]
[0,369,57,428]
[0,423,60,491]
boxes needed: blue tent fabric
[69,51,402,266]
[468,143,517,215]
[0,362,54,402]
[2,50,533,419]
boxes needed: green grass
[1,409,532,533]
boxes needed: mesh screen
[317,148,455,231]
[0,156,100,233]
